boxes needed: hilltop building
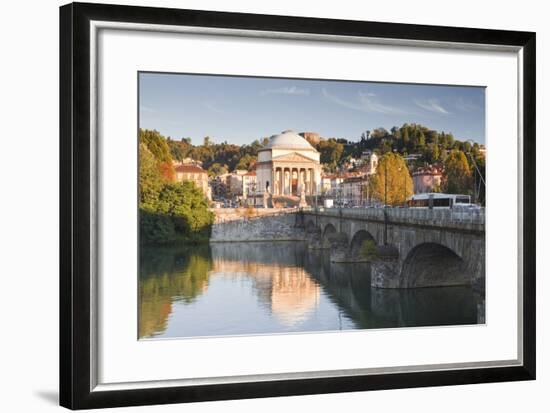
[360,151,379,175]
[299,131,321,145]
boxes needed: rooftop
[261,130,317,151]
[175,164,206,173]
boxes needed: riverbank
[210,209,303,242]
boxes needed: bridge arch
[401,242,470,288]
[349,229,376,260]
[322,223,337,248]
[305,219,318,234]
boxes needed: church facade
[256,130,322,197]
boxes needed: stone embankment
[210,208,304,242]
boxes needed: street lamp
[465,139,486,205]
[398,166,408,207]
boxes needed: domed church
[256,130,322,198]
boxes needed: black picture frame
[60,2,536,410]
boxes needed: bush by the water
[360,239,379,260]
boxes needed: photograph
[55,2,537,409]
[138,72,486,339]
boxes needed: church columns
[269,164,320,197]
[289,168,293,195]
[278,168,282,195]
[285,168,290,195]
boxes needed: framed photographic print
[59,2,536,409]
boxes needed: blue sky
[139,72,485,145]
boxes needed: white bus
[407,193,472,209]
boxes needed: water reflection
[139,241,483,339]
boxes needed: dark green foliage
[235,153,256,171]
[360,239,379,260]
[140,129,172,163]
[140,181,214,245]
[167,137,261,172]
[207,163,228,177]
[156,182,214,235]
[139,143,163,205]
[317,138,344,171]
[140,210,178,244]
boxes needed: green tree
[168,138,192,161]
[140,129,172,163]
[235,154,255,171]
[401,126,410,144]
[369,153,413,206]
[317,139,344,168]
[370,127,389,139]
[442,150,472,194]
[208,163,228,177]
[155,181,214,235]
[139,143,163,206]
[417,130,426,149]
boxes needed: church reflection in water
[139,241,483,339]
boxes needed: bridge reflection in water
[139,241,483,339]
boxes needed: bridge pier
[328,232,349,262]
[370,258,400,288]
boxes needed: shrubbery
[360,239,379,261]
[139,129,214,245]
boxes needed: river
[139,241,483,339]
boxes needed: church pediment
[271,152,318,163]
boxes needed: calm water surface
[139,241,483,339]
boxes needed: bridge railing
[302,207,485,228]
[212,208,298,224]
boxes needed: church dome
[263,130,317,151]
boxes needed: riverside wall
[210,208,304,242]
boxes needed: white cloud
[260,86,310,96]
[202,102,225,114]
[140,105,156,113]
[455,97,480,112]
[322,88,400,114]
[414,98,450,115]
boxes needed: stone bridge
[298,207,485,291]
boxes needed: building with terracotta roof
[174,163,212,200]
[412,165,443,194]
